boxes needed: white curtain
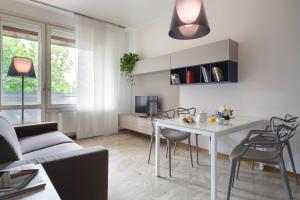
[75,15,126,139]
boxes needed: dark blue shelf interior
[170,60,237,85]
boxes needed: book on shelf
[170,74,180,84]
[212,67,224,82]
[186,70,195,84]
[201,66,209,82]
[0,164,46,199]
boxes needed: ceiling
[20,0,176,28]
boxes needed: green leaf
[120,52,139,86]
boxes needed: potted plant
[120,53,139,86]
[216,106,234,120]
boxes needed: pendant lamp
[169,0,210,40]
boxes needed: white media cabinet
[119,114,152,135]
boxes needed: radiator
[58,111,77,136]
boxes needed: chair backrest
[150,109,176,132]
[176,107,196,117]
[270,115,298,132]
[275,123,299,151]
[285,114,297,121]
[0,113,23,163]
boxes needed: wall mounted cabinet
[133,54,170,75]
[170,39,238,69]
[133,39,238,86]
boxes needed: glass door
[0,15,45,124]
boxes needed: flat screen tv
[135,96,158,115]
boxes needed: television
[135,96,158,115]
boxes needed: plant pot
[223,115,230,120]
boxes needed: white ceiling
[20,0,176,28]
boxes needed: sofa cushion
[19,131,74,154]
[0,113,23,163]
[23,143,82,160]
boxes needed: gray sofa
[0,113,108,200]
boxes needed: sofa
[0,113,108,200]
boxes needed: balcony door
[0,15,45,124]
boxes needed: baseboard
[125,130,300,179]
[69,135,77,140]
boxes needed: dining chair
[176,107,205,165]
[235,115,299,185]
[227,123,299,200]
[147,109,174,164]
[148,109,193,177]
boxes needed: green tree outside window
[2,36,75,94]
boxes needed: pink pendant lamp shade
[7,56,36,78]
[169,0,210,40]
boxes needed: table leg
[155,124,160,177]
[196,134,199,165]
[208,137,211,155]
[211,135,217,200]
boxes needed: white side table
[7,164,60,200]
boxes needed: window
[0,16,44,124]
[49,27,77,105]
[2,109,41,124]
[0,15,76,125]
[1,19,41,105]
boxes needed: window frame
[0,13,46,123]
[46,25,77,109]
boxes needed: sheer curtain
[75,15,126,139]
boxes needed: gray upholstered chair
[235,115,299,185]
[227,123,299,200]
[148,109,193,177]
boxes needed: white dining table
[155,116,265,200]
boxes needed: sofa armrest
[14,122,58,138]
[43,147,108,200]
[0,146,108,200]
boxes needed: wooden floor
[76,132,300,200]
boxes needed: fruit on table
[182,116,194,123]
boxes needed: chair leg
[196,134,199,165]
[279,156,293,200]
[188,137,193,167]
[166,141,168,158]
[231,161,238,188]
[287,141,299,185]
[147,132,154,164]
[174,142,177,156]
[227,160,236,200]
[251,161,255,171]
[236,161,241,180]
[168,140,172,177]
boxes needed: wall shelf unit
[133,39,238,86]
[170,60,237,85]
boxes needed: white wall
[136,0,300,172]
[133,71,179,111]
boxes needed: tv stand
[119,114,152,135]
[136,113,148,118]
[139,115,148,118]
